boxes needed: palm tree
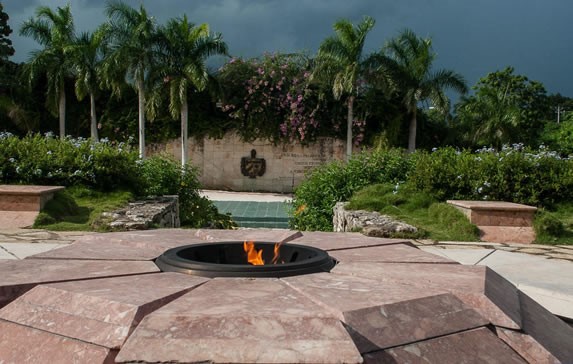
[101,0,158,159]
[313,16,375,160]
[153,16,227,166]
[66,30,104,141]
[20,4,75,139]
[381,29,467,152]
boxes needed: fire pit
[155,241,336,278]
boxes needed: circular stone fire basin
[155,241,336,278]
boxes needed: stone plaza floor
[0,228,572,363]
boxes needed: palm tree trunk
[181,98,189,167]
[90,92,98,142]
[58,89,66,139]
[137,77,146,159]
[407,109,417,153]
[346,95,355,161]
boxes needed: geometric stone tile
[517,291,573,363]
[0,273,207,349]
[0,320,117,364]
[294,231,407,251]
[484,268,522,328]
[194,228,303,244]
[329,243,457,264]
[332,262,522,329]
[418,246,495,265]
[27,230,209,260]
[116,278,362,363]
[343,293,489,353]
[282,272,448,318]
[363,328,528,363]
[496,327,560,364]
[0,259,159,308]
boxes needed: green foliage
[218,53,340,143]
[0,3,15,60]
[455,67,549,148]
[137,155,234,228]
[0,134,234,229]
[540,117,573,156]
[34,185,133,230]
[534,204,573,245]
[375,29,468,152]
[408,145,573,206]
[346,183,479,241]
[290,149,411,231]
[0,133,139,190]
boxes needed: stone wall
[101,196,180,231]
[333,202,418,238]
[149,132,354,193]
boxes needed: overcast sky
[4,0,572,97]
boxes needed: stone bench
[0,185,65,228]
[447,200,537,244]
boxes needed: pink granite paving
[0,259,159,308]
[116,278,362,363]
[333,261,522,329]
[296,231,408,250]
[28,232,207,260]
[0,320,117,363]
[364,328,527,363]
[328,243,457,264]
[0,273,207,349]
[0,229,571,363]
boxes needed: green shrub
[0,133,234,229]
[136,156,234,228]
[290,149,411,231]
[409,145,573,206]
[0,133,138,190]
[347,183,480,241]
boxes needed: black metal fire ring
[155,241,336,278]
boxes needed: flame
[243,241,283,265]
[244,241,264,265]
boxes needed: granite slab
[0,259,159,307]
[116,278,362,363]
[363,327,527,363]
[294,231,408,250]
[342,293,489,353]
[0,320,117,364]
[328,243,458,264]
[0,273,207,348]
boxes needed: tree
[0,3,15,61]
[66,30,105,141]
[101,0,158,159]
[313,16,375,160]
[455,67,549,148]
[153,16,227,166]
[380,29,467,152]
[20,4,75,139]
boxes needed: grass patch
[34,186,133,231]
[346,183,480,241]
[534,203,573,245]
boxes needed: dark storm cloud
[3,0,572,96]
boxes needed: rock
[333,202,417,238]
[100,196,180,231]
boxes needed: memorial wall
[148,132,352,193]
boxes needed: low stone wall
[101,196,180,231]
[333,202,418,238]
[148,132,354,193]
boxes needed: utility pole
[556,105,566,124]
